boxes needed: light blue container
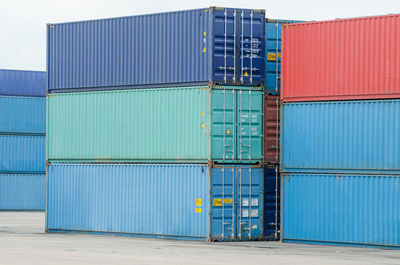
[0,69,46,97]
[281,100,400,173]
[0,96,46,134]
[282,173,400,248]
[0,173,45,210]
[46,163,264,241]
[0,135,45,173]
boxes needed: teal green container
[47,86,263,163]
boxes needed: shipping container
[0,173,45,211]
[281,100,400,173]
[0,69,46,97]
[282,14,400,102]
[264,95,279,165]
[282,173,400,248]
[265,19,302,95]
[46,163,263,241]
[263,165,279,240]
[0,135,45,173]
[47,7,265,92]
[0,96,46,134]
[47,86,263,164]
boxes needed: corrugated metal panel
[47,86,263,163]
[47,7,265,91]
[263,166,279,240]
[282,173,400,247]
[0,135,45,173]
[282,100,400,173]
[0,96,46,134]
[265,20,302,95]
[282,14,400,102]
[0,173,45,210]
[46,163,264,240]
[0,69,46,97]
[264,95,279,164]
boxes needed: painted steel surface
[0,135,45,173]
[282,100,400,173]
[282,14,400,102]
[0,174,45,210]
[47,86,263,163]
[47,8,265,92]
[0,69,46,97]
[265,20,301,95]
[264,95,279,164]
[0,96,46,134]
[46,163,263,241]
[263,166,279,240]
[282,173,400,247]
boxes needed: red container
[264,95,279,165]
[282,14,400,102]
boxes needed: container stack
[0,69,46,211]
[46,7,269,241]
[280,15,400,247]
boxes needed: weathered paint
[282,173,400,247]
[281,100,400,173]
[0,96,46,134]
[47,86,263,163]
[0,69,46,97]
[46,163,263,241]
[0,173,45,210]
[47,7,265,91]
[264,95,279,165]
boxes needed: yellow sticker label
[203,47,206,53]
[201,112,204,117]
[244,71,249,77]
[213,199,223,206]
[196,198,202,206]
[195,208,202,213]
[200,123,204,128]
[277,53,281,59]
[267,53,277,61]
[226,128,231,135]
[203,31,206,36]
[224,199,232,204]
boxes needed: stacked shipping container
[46,7,271,241]
[0,70,46,211]
[281,14,400,247]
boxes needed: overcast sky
[0,0,399,71]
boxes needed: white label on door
[242,199,249,206]
[242,210,249,217]
[251,199,258,206]
[252,225,257,229]
[251,210,258,217]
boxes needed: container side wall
[282,100,400,173]
[263,95,279,164]
[0,70,46,97]
[46,163,210,239]
[282,15,400,102]
[282,173,400,247]
[0,174,45,210]
[47,87,209,162]
[0,96,46,134]
[263,166,279,239]
[0,135,45,173]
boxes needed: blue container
[0,96,46,134]
[265,19,301,95]
[0,69,46,97]
[282,173,400,248]
[0,173,45,211]
[46,163,264,241]
[281,100,400,173]
[47,7,265,92]
[263,165,279,240]
[0,135,45,173]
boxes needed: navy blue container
[0,69,46,97]
[263,165,279,240]
[47,7,265,92]
[265,19,302,95]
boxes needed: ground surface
[0,212,399,265]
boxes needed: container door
[211,89,235,161]
[236,90,263,162]
[210,167,236,241]
[236,167,263,240]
